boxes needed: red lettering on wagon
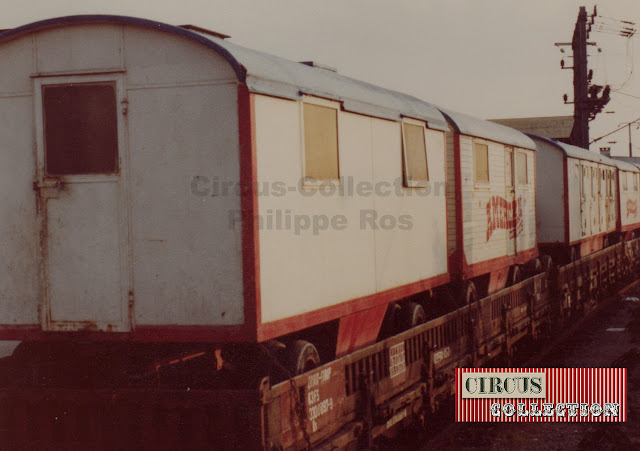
[627,199,637,218]
[486,195,524,241]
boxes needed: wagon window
[402,122,429,186]
[623,172,628,191]
[303,103,339,180]
[516,152,528,185]
[43,83,118,175]
[474,143,489,183]
[505,148,513,187]
[635,174,639,191]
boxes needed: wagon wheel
[524,258,542,277]
[465,281,478,305]
[507,266,522,286]
[397,302,426,332]
[569,246,579,263]
[561,283,572,324]
[287,340,320,376]
[540,255,553,274]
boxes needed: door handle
[34,179,62,190]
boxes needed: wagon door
[34,75,130,332]
[504,147,516,256]
[605,170,612,229]
[594,168,600,233]
[599,168,606,232]
[580,164,589,236]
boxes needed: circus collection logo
[627,199,638,218]
[486,195,524,241]
[456,368,626,423]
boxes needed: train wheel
[508,266,522,286]
[398,302,426,331]
[465,282,478,305]
[287,340,320,376]
[569,246,579,263]
[524,258,542,277]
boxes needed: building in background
[490,116,573,144]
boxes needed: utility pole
[571,6,590,149]
[559,6,611,150]
[619,120,640,157]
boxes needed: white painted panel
[372,126,448,291]
[0,23,244,332]
[128,83,243,326]
[36,25,123,73]
[256,95,448,323]
[459,136,536,267]
[46,183,123,326]
[255,95,377,323]
[567,161,617,242]
[0,96,39,324]
[535,140,565,243]
[0,36,34,94]
[514,148,536,254]
[620,170,640,228]
[124,27,236,86]
[568,159,583,242]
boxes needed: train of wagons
[0,16,640,447]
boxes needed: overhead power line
[590,116,640,144]
[613,90,640,101]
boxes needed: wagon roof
[0,15,449,131]
[527,134,620,167]
[438,108,536,150]
[606,156,640,172]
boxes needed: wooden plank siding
[448,131,536,270]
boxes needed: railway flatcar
[529,134,618,262]
[441,110,538,297]
[0,15,457,372]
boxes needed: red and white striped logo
[456,368,627,422]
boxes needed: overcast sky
[1,0,639,154]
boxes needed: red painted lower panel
[335,304,388,358]
[463,247,538,279]
[566,231,610,247]
[579,235,604,258]
[487,266,509,294]
[257,272,451,342]
[621,223,640,233]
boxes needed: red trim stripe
[238,85,260,340]
[257,272,450,342]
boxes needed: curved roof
[0,15,449,131]
[610,158,640,173]
[439,108,535,150]
[527,134,618,167]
